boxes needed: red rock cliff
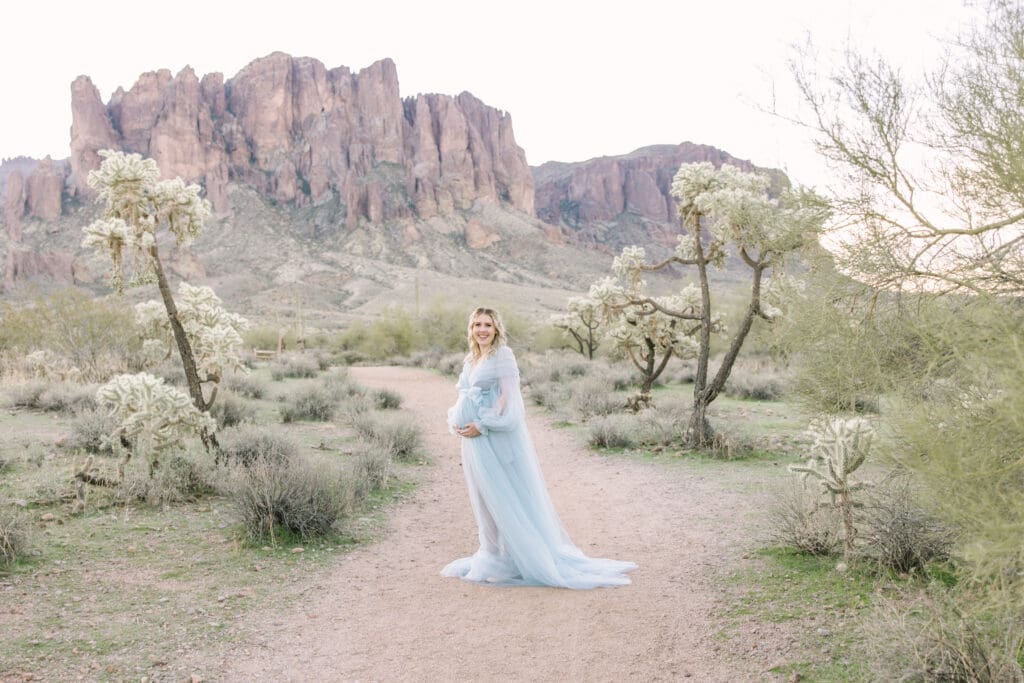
[64,52,534,224]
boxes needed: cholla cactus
[552,295,604,359]
[135,283,249,380]
[789,417,875,555]
[81,151,209,291]
[96,373,216,478]
[80,151,230,454]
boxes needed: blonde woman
[444,306,636,589]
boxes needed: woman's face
[472,314,497,349]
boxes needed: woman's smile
[472,315,496,348]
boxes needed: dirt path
[215,366,780,681]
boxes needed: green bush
[722,358,787,401]
[117,451,218,505]
[0,289,139,381]
[864,594,1024,683]
[37,382,99,414]
[6,381,48,409]
[230,455,352,542]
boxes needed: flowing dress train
[442,346,637,589]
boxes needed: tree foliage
[591,162,824,445]
[784,0,1024,620]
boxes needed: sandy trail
[216,366,771,681]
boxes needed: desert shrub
[333,309,419,361]
[37,382,99,414]
[319,368,358,398]
[372,388,402,410]
[338,391,374,419]
[352,443,394,495]
[859,474,955,573]
[435,352,467,377]
[219,426,297,467]
[149,358,186,386]
[231,455,352,542]
[587,414,640,449]
[768,479,843,556]
[527,380,571,409]
[601,365,636,391]
[723,358,787,401]
[352,411,422,461]
[241,327,299,356]
[631,399,690,447]
[280,384,339,422]
[569,377,623,419]
[0,507,32,567]
[67,407,121,454]
[224,372,268,400]
[673,363,697,384]
[6,381,48,409]
[210,391,258,429]
[865,594,1024,683]
[120,452,218,505]
[270,354,320,381]
[0,289,139,381]
[564,361,590,378]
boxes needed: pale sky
[1,0,971,188]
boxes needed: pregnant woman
[443,306,637,589]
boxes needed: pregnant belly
[454,397,480,427]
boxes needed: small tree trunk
[686,211,715,448]
[686,398,715,447]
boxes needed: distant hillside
[533,142,788,253]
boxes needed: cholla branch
[789,417,875,556]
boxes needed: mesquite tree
[81,151,236,450]
[551,296,604,359]
[784,1,1024,610]
[596,163,825,447]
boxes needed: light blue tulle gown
[443,345,637,589]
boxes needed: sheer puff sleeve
[477,346,526,434]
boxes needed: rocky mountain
[532,143,775,252]
[0,53,786,318]
[66,52,534,222]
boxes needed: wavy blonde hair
[466,306,507,363]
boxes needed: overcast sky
[2,0,971,187]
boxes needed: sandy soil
[213,366,787,682]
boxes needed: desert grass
[0,364,425,679]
